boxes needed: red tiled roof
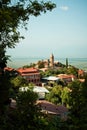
[17,67,38,73]
[78,69,84,75]
[4,67,14,71]
[57,74,76,79]
[21,73,40,76]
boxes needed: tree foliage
[0,0,56,113]
[37,60,45,68]
[66,58,68,68]
[61,87,69,107]
[66,66,78,77]
[0,90,43,130]
[10,75,27,89]
[0,0,56,69]
[46,84,62,105]
[67,78,87,129]
[0,74,11,114]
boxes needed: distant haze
[7,57,87,71]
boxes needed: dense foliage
[0,0,56,113]
[67,78,87,129]
[0,0,56,70]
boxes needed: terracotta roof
[4,67,14,71]
[21,73,40,76]
[78,69,84,75]
[37,100,68,115]
[17,67,38,73]
[57,74,76,79]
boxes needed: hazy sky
[7,0,87,58]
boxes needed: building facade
[17,67,41,86]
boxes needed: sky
[7,0,87,59]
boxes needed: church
[40,54,55,68]
[36,53,61,69]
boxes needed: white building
[19,86,49,99]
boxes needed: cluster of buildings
[5,54,85,87]
[4,54,85,118]
[43,53,55,68]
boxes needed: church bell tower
[50,54,54,68]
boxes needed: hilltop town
[0,0,87,129]
[5,54,85,87]
[1,54,87,129]
[4,54,85,105]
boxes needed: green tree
[66,58,68,68]
[0,73,11,114]
[37,60,45,68]
[0,0,56,70]
[61,87,69,107]
[67,79,87,129]
[10,75,27,89]
[9,75,27,98]
[0,90,42,129]
[15,91,40,129]
[46,84,62,105]
[78,75,87,129]
[23,63,36,68]
[66,66,78,77]
[0,0,56,113]
[0,90,61,130]
[47,116,68,130]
